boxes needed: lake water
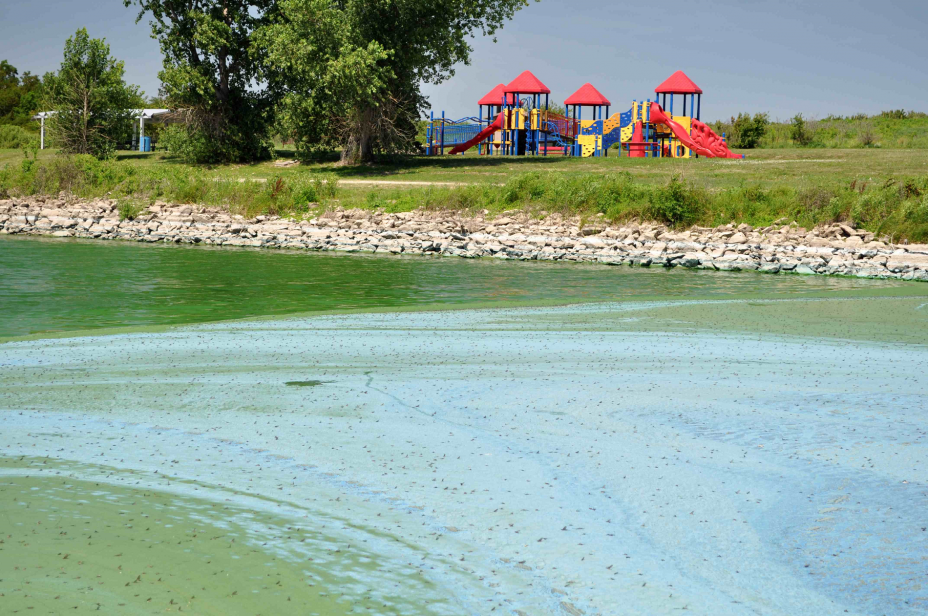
[2,236,927,615]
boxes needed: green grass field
[3,147,928,189]
[3,147,928,242]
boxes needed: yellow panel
[501,109,527,131]
[579,119,595,129]
[620,124,634,143]
[668,116,692,158]
[577,134,601,157]
[603,113,622,133]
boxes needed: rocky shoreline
[2,196,928,281]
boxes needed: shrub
[790,113,816,146]
[646,176,702,226]
[159,124,214,164]
[0,124,37,149]
[857,120,875,147]
[728,113,769,149]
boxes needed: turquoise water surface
[2,236,927,615]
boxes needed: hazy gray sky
[1,0,926,121]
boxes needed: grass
[756,114,928,149]
[2,147,928,242]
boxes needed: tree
[790,113,815,146]
[0,61,44,127]
[728,112,769,149]
[0,61,21,120]
[260,0,535,164]
[43,29,143,159]
[125,0,279,163]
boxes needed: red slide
[648,103,743,159]
[448,114,503,154]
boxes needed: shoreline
[2,196,927,281]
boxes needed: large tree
[43,29,143,159]
[125,0,279,163]
[0,60,44,127]
[260,0,535,164]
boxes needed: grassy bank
[712,111,928,149]
[2,150,928,242]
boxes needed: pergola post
[40,116,45,150]
[139,116,145,152]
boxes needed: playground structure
[425,70,743,159]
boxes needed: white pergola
[32,109,172,151]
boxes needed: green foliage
[721,113,769,149]
[547,101,567,117]
[117,198,145,220]
[790,113,815,146]
[0,154,340,219]
[125,0,277,163]
[879,110,927,120]
[756,113,928,149]
[0,124,37,149]
[43,29,143,159]
[259,0,535,164]
[158,123,213,164]
[0,60,44,127]
[5,154,928,242]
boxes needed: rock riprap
[2,196,927,281]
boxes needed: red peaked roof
[564,83,611,106]
[655,70,703,94]
[478,84,516,106]
[503,71,551,94]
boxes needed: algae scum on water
[0,457,447,615]
[2,236,928,615]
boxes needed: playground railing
[425,115,491,154]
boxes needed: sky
[1,0,926,122]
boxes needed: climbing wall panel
[577,134,600,157]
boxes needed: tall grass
[0,154,338,218]
[713,112,928,149]
[3,156,927,242]
[339,172,928,242]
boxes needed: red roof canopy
[478,84,516,106]
[503,71,551,94]
[655,70,703,94]
[564,83,611,106]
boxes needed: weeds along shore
[1,154,927,244]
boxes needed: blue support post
[505,93,511,156]
[478,105,483,155]
[428,111,433,155]
[544,93,549,157]
[440,110,445,155]
[670,93,673,117]
[697,94,701,121]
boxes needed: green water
[2,236,926,341]
[0,456,441,615]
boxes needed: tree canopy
[0,60,44,127]
[43,29,143,159]
[259,0,535,164]
[125,0,279,163]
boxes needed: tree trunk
[340,107,375,165]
